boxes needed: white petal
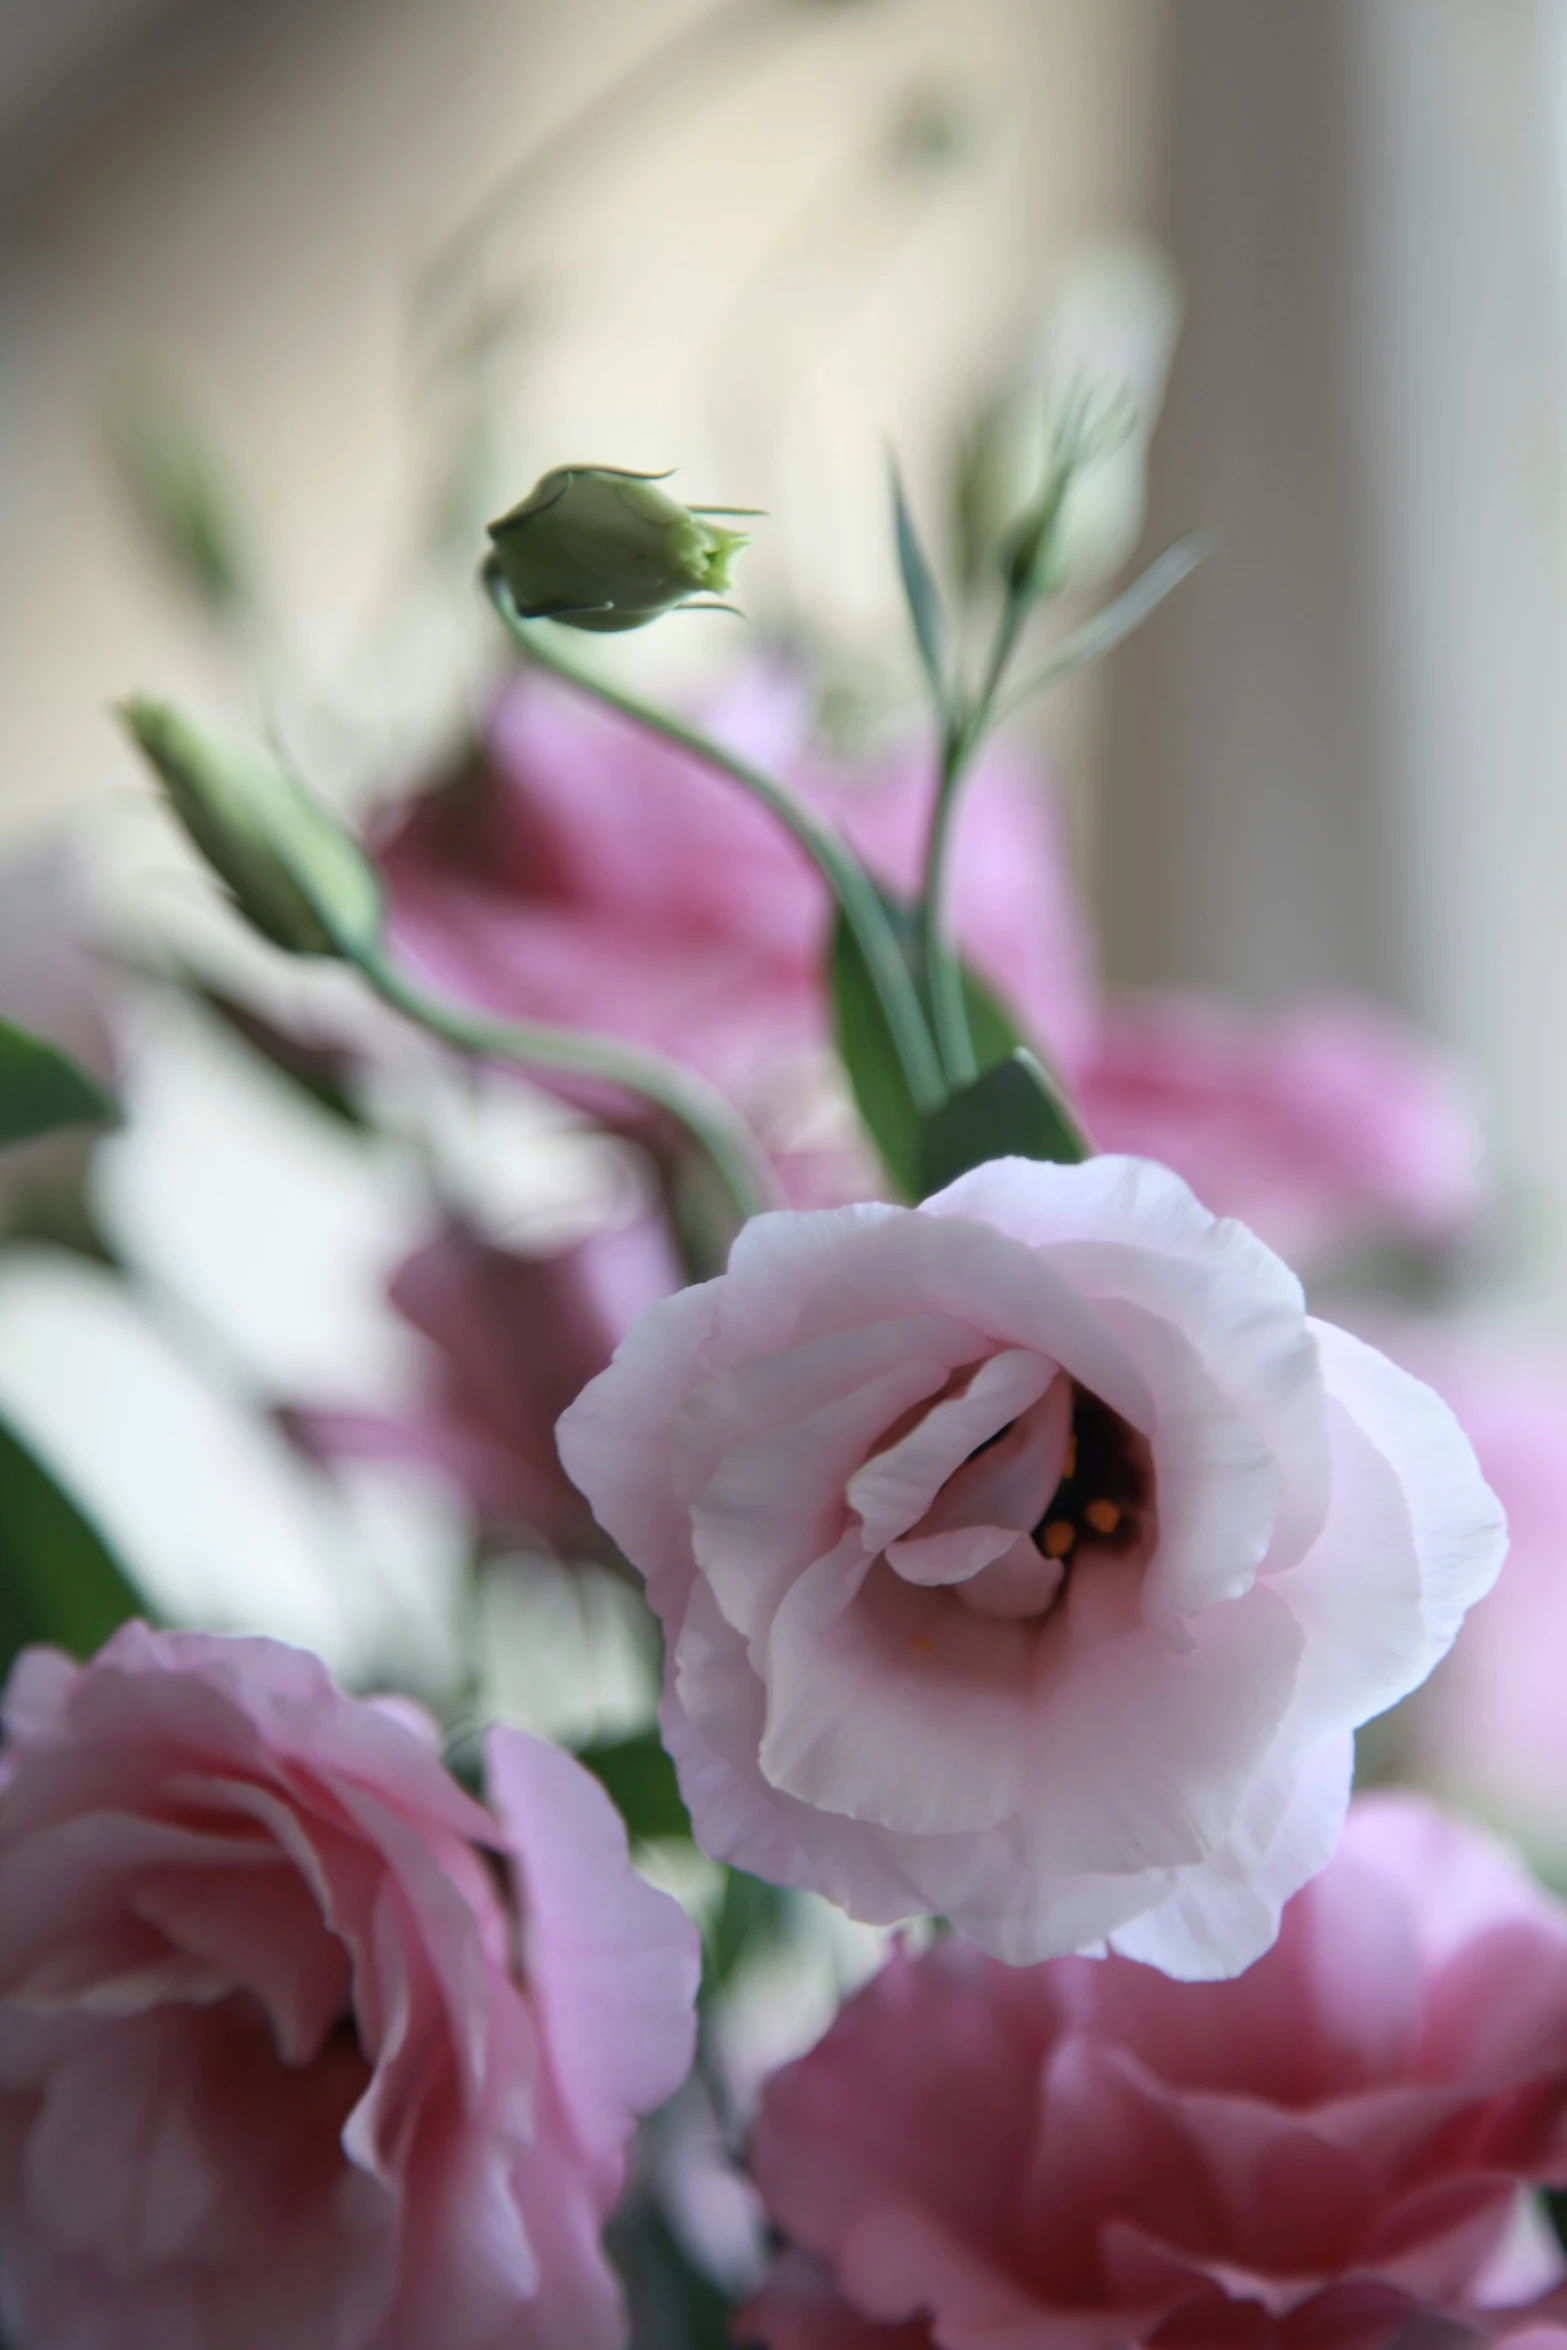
[1106,1733,1353,1979]
[912,1377,1073,1544]
[1013,1578,1305,1876]
[847,1350,1054,1551]
[1312,1318,1507,1676]
[885,1524,1022,1586]
[925,1155,1332,1580]
[687,1338,960,1641]
[757,1544,1033,1835]
[784,1210,1155,1436]
[555,1280,722,1615]
[1098,1297,1283,1628]
[667,1580,923,1921]
[673,1315,973,1518]
[717,1201,903,1353]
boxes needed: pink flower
[1376,1334,1567,1855]
[557,1155,1504,1975]
[741,1796,1567,2350]
[1076,993,1485,1268]
[375,671,1481,1260]
[374,670,1095,1106]
[0,1623,699,2350]
[289,1214,680,1554]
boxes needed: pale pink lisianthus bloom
[0,1623,700,2350]
[741,1795,1567,2350]
[557,1155,1505,1976]
[288,1212,680,1556]
[374,669,1096,1108]
[1076,992,1485,1271]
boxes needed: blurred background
[3,4,1567,2310]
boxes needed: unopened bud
[486,466,750,632]
[121,698,382,959]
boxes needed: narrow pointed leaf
[916,1046,1089,1198]
[1001,533,1211,715]
[0,1414,145,1671]
[187,980,367,1129]
[0,1019,116,1150]
[891,461,948,708]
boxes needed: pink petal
[847,1351,1056,1552]
[886,1524,1029,1588]
[758,1539,1035,1834]
[483,1727,699,2165]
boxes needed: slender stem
[352,943,779,1232]
[917,587,1032,1089]
[919,718,978,1087]
[974,590,1031,726]
[485,570,947,1116]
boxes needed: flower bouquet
[0,388,1561,2350]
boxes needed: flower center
[1029,1384,1151,1567]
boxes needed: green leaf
[576,1727,691,1842]
[830,894,1027,1197]
[0,1414,144,1672]
[916,1047,1089,1198]
[0,1019,116,1150]
[890,460,948,709]
[605,2196,735,2350]
[1544,2188,1567,2261]
[187,980,367,1130]
[999,532,1211,717]
[703,1863,792,1993]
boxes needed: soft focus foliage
[375,668,1094,1124]
[376,669,1482,1255]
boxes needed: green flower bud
[121,698,382,960]
[486,466,750,632]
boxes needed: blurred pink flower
[1076,992,1485,1269]
[374,673,1481,1261]
[1378,1334,1567,1853]
[741,1795,1567,2350]
[288,1212,681,1554]
[557,1155,1504,1976]
[0,1623,699,2350]
[374,668,1095,1109]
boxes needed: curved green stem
[918,719,979,1087]
[485,569,947,1117]
[917,587,1033,1088]
[352,943,779,1231]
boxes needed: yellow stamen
[1063,1433,1078,1478]
[1041,1519,1075,1558]
[1085,1498,1122,1536]
[909,1633,934,1654]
